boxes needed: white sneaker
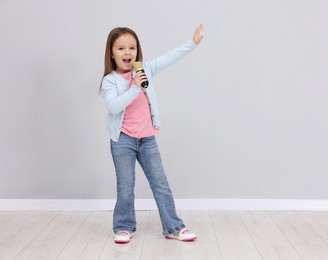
[165,228,197,241]
[114,231,132,243]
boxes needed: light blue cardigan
[102,39,197,142]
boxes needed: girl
[100,24,204,243]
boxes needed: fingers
[196,24,205,35]
[136,72,147,82]
[133,72,148,88]
[193,24,205,45]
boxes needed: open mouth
[123,58,132,64]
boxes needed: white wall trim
[1,199,328,211]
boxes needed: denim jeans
[110,132,185,235]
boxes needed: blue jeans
[110,132,185,235]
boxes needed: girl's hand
[193,24,205,45]
[133,71,148,88]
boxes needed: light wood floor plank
[99,211,150,260]
[0,211,34,235]
[1,210,328,260]
[14,211,90,260]
[180,210,222,260]
[270,211,328,260]
[240,211,301,260]
[181,242,221,260]
[180,210,217,243]
[0,212,58,260]
[210,211,262,260]
[299,211,328,243]
[140,211,180,260]
[57,211,112,260]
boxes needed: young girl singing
[100,24,204,243]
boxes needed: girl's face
[112,33,137,74]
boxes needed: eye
[130,47,136,50]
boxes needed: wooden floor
[1,211,328,260]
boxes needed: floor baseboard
[1,199,328,211]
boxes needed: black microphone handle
[138,69,148,88]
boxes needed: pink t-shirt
[120,72,160,138]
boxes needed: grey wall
[0,0,327,200]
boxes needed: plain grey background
[0,0,327,200]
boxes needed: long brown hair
[99,27,143,92]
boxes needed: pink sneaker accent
[114,231,132,243]
[165,228,197,241]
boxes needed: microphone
[133,61,149,88]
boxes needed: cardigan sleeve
[145,39,197,77]
[102,75,141,115]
